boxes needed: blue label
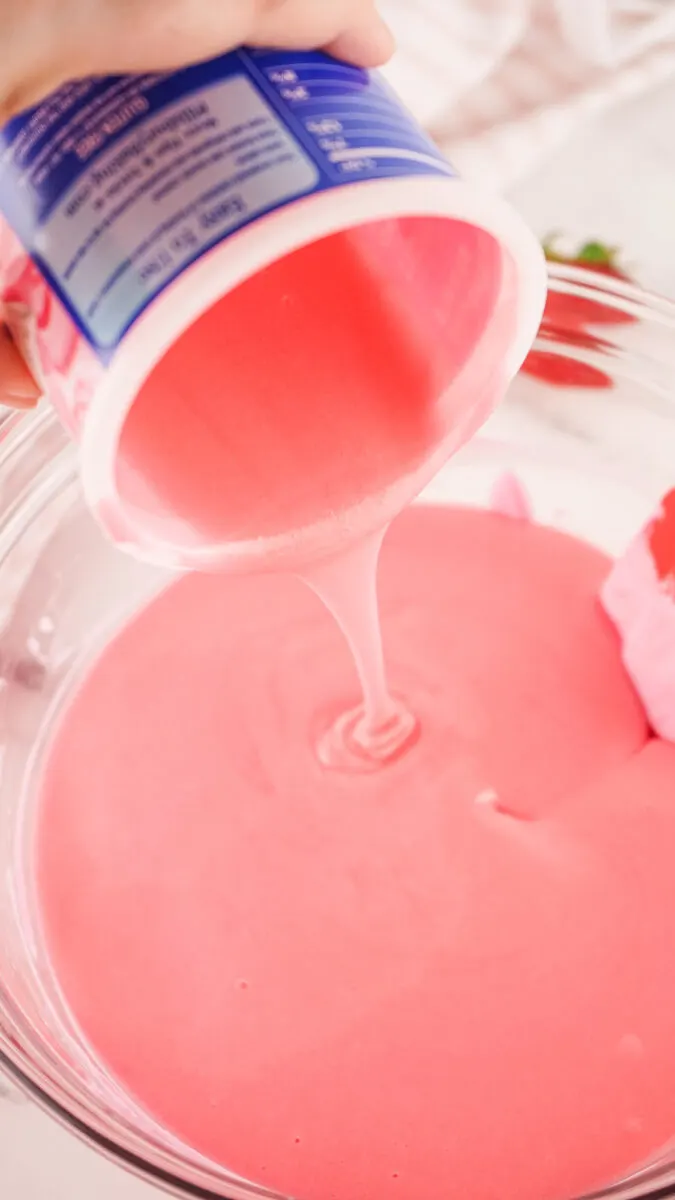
[0,49,454,361]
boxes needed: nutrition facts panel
[244,49,455,182]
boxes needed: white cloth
[381,0,675,188]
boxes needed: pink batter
[35,506,675,1200]
[116,218,509,553]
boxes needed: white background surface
[509,74,675,297]
[0,1078,154,1199]
[3,77,675,1200]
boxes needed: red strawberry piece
[536,324,612,353]
[521,349,613,389]
[542,238,638,328]
[649,489,675,586]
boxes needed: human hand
[0,324,42,409]
[0,0,394,409]
[2,0,394,121]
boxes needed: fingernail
[2,388,40,409]
[0,325,42,407]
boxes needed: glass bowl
[0,262,674,1200]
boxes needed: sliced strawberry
[542,238,637,327]
[649,489,675,586]
[571,241,630,279]
[537,324,612,353]
[543,289,635,329]
[522,296,616,388]
[521,349,613,389]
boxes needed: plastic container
[0,263,673,1200]
[0,48,545,571]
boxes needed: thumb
[0,324,41,409]
[325,11,396,67]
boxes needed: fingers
[253,1,395,67]
[325,17,396,69]
[1,1,396,121]
[66,0,257,78]
[251,1,395,66]
[0,325,41,410]
[93,0,396,74]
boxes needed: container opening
[115,215,511,558]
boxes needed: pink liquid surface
[35,506,675,1200]
[116,218,510,556]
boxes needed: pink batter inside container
[0,47,545,570]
